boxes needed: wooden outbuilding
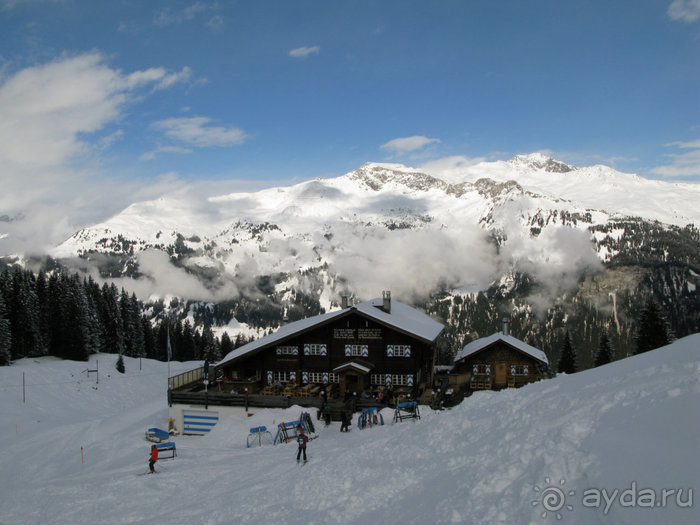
[451,325,549,393]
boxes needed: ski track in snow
[1,337,699,525]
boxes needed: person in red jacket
[296,428,309,463]
[149,444,158,473]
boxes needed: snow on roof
[333,361,373,374]
[217,297,444,368]
[454,332,549,365]
[355,298,444,342]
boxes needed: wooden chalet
[215,291,444,398]
[451,321,549,393]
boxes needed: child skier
[296,428,309,463]
[149,444,158,473]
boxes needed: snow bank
[1,337,698,524]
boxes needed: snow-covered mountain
[52,153,698,295]
[47,154,700,361]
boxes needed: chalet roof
[333,360,374,374]
[216,297,444,368]
[453,332,549,365]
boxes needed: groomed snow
[1,335,698,525]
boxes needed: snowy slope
[1,336,698,525]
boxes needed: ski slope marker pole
[81,446,84,464]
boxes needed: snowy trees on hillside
[0,291,11,366]
[0,265,235,365]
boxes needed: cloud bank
[0,53,192,255]
[668,0,700,22]
[649,140,700,179]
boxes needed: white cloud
[329,225,497,302]
[419,155,487,178]
[649,139,700,179]
[668,0,700,22]
[207,15,224,31]
[380,135,441,155]
[154,2,217,27]
[139,146,194,161]
[0,53,191,170]
[288,46,320,59]
[151,117,247,148]
[0,53,194,256]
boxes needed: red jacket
[150,447,159,461]
[297,434,309,448]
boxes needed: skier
[149,444,158,473]
[296,428,309,463]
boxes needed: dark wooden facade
[452,338,549,393]
[217,307,441,397]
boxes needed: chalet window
[308,372,325,383]
[273,371,291,382]
[387,344,411,357]
[391,374,414,387]
[276,345,298,356]
[304,343,328,356]
[370,374,383,386]
[345,344,369,357]
[509,365,529,376]
[472,364,490,375]
[307,371,338,384]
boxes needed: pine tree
[557,330,578,374]
[220,332,234,359]
[0,291,12,366]
[115,354,125,373]
[101,283,124,355]
[594,330,613,367]
[8,267,46,358]
[635,299,672,354]
[142,317,156,359]
[180,320,196,361]
[201,326,220,362]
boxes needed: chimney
[502,317,510,336]
[341,295,349,309]
[382,290,391,313]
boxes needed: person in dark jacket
[296,428,309,463]
[149,444,158,473]
[340,408,350,432]
[323,404,332,427]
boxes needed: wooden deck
[168,390,387,419]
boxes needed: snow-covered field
[1,336,698,525]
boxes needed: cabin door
[340,372,364,397]
[495,362,507,385]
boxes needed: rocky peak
[349,163,448,192]
[509,153,576,173]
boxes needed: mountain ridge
[37,153,699,365]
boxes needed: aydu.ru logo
[532,476,694,519]
[531,477,575,520]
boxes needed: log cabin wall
[221,310,436,394]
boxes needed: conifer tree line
[555,299,673,374]
[0,266,246,366]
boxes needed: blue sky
[0,0,699,254]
